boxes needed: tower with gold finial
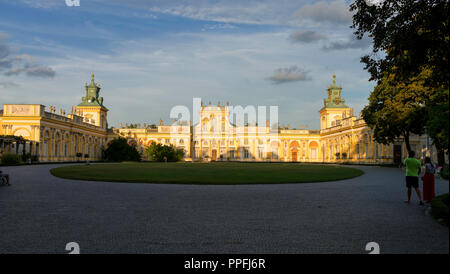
[76,73,109,129]
[319,74,350,130]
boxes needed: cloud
[201,23,237,32]
[323,35,372,51]
[20,0,63,9]
[288,30,327,43]
[267,66,311,84]
[0,33,56,78]
[25,66,56,77]
[0,81,19,88]
[293,0,352,25]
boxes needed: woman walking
[422,157,436,203]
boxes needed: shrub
[431,193,449,226]
[21,152,32,162]
[439,164,449,180]
[104,137,141,162]
[146,143,184,162]
[1,153,22,165]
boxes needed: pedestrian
[422,157,436,203]
[403,150,424,205]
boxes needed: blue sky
[0,0,375,129]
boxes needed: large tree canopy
[350,0,449,89]
[352,0,449,165]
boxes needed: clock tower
[76,73,109,129]
[319,75,351,130]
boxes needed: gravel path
[0,164,448,254]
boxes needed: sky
[0,0,376,129]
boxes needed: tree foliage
[352,0,449,164]
[104,137,141,162]
[350,0,449,90]
[362,73,427,151]
[426,101,449,165]
[146,143,184,162]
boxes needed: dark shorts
[406,176,419,189]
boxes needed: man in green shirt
[403,150,424,205]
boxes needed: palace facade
[0,74,436,165]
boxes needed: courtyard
[0,163,448,253]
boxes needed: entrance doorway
[211,149,217,161]
[291,151,298,162]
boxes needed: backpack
[426,163,435,174]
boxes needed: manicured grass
[50,162,363,185]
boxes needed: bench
[0,171,10,186]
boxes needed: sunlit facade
[1,74,435,164]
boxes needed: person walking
[422,157,436,203]
[404,151,424,205]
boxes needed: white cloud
[0,81,19,88]
[293,0,352,25]
[323,35,372,51]
[288,30,327,43]
[0,28,373,129]
[267,66,311,84]
[0,34,56,78]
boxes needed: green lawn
[50,162,364,185]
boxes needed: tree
[362,73,427,152]
[104,137,141,162]
[426,102,449,166]
[352,0,449,159]
[350,0,449,90]
[146,143,184,162]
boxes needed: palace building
[0,74,436,165]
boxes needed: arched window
[271,141,279,160]
[309,141,319,160]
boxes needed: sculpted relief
[11,105,31,116]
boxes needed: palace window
[258,147,264,159]
[243,148,250,159]
[271,147,278,160]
